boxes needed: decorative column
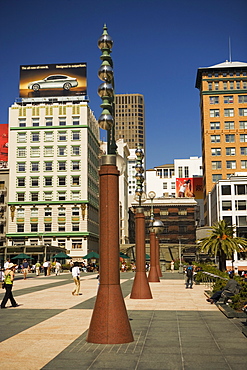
[130,146,152,299]
[86,25,133,344]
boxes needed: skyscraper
[196,61,247,222]
[115,94,145,150]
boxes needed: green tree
[197,220,247,271]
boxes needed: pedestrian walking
[35,262,41,276]
[55,261,61,275]
[71,262,81,295]
[170,260,174,273]
[1,263,20,309]
[43,261,49,276]
[22,259,29,279]
[185,262,194,289]
[4,258,10,270]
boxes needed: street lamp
[130,145,152,299]
[147,191,164,282]
[87,25,133,344]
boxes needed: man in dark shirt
[207,274,241,304]
[22,259,29,280]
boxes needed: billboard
[0,124,8,168]
[176,177,203,199]
[19,63,87,98]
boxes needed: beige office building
[196,61,247,222]
[115,94,145,150]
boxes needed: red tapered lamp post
[87,25,133,344]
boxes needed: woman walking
[1,263,19,309]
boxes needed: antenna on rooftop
[228,37,232,63]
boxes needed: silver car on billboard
[28,74,78,91]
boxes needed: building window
[240,147,247,155]
[58,177,66,186]
[240,121,247,129]
[235,184,246,195]
[210,122,220,130]
[18,133,26,142]
[163,182,167,189]
[223,216,232,225]
[171,182,175,189]
[45,118,53,126]
[19,119,26,127]
[240,134,247,142]
[72,131,80,140]
[17,178,25,187]
[224,121,234,130]
[31,192,39,201]
[72,239,82,249]
[45,223,52,232]
[44,132,53,141]
[179,225,187,233]
[214,82,219,90]
[241,160,247,169]
[44,146,53,156]
[226,160,236,169]
[235,200,246,211]
[223,81,228,90]
[58,224,66,232]
[58,161,66,171]
[238,95,247,103]
[30,147,40,157]
[58,146,66,156]
[72,161,80,171]
[31,132,40,142]
[17,162,26,172]
[208,82,212,90]
[31,223,38,232]
[59,117,66,126]
[58,131,67,141]
[58,192,66,201]
[44,192,52,201]
[71,191,80,200]
[72,146,80,155]
[237,216,247,226]
[243,81,247,89]
[224,96,233,104]
[221,185,231,195]
[226,147,236,156]
[230,81,234,89]
[212,161,222,170]
[210,109,220,117]
[209,96,219,104]
[31,177,39,187]
[17,224,24,232]
[32,118,39,127]
[224,109,234,117]
[45,177,52,186]
[17,208,24,218]
[72,223,80,231]
[72,117,80,125]
[58,239,66,247]
[58,207,66,217]
[178,167,183,177]
[211,148,221,156]
[45,207,52,217]
[31,162,39,172]
[72,207,79,216]
[239,108,247,116]
[211,135,220,143]
[45,162,53,171]
[222,201,232,211]
[17,193,25,201]
[212,174,222,182]
[17,147,26,158]
[72,176,80,186]
[184,166,189,177]
[225,134,235,143]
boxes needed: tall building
[7,95,100,261]
[196,60,247,223]
[115,94,145,150]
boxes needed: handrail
[198,271,228,289]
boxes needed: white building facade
[209,173,247,272]
[7,96,100,261]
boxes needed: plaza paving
[0,271,246,370]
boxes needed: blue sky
[1,0,246,169]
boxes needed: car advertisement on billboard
[176,177,203,199]
[19,63,87,98]
[0,124,8,168]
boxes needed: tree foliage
[197,220,247,271]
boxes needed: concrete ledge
[204,290,247,319]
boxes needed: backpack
[186,266,193,278]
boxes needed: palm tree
[197,220,247,271]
